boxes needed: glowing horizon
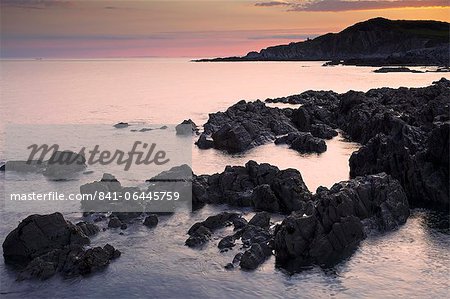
[1,1,449,58]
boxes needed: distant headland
[196,18,449,66]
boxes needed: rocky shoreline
[2,79,449,280]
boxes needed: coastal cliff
[197,18,450,66]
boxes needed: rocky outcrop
[176,119,199,135]
[274,173,409,271]
[340,79,450,208]
[187,212,275,270]
[2,213,120,280]
[265,78,450,208]
[185,212,241,247]
[350,122,449,207]
[192,160,312,213]
[2,213,90,266]
[275,132,327,153]
[197,100,298,153]
[198,18,449,66]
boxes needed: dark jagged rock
[2,213,120,280]
[263,78,450,208]
[266,90,339,105]
[18,243,121,280]
[248,212,270,229]
[192,160,312,213]
[176,119,199,135]
[238,225,272,247]
[188,211,276,270]
[274,173,409,271]
[2,213,90,266]
[195,134,214,149]
[186,212,241,248]
[232,217,248,230]
[185,226,212,248]
[197,100,298,153]
[188,212,240,235]
[108,217,122,228]
[251,184,280,212]
[374,67,423,73]
[275,132,327,154]
[143,214,159,227]
[76,222,100,236]
[350,122,449,207]
[310,124,338,139]
[218,235,236,249]
[113,122,129,129]
[240,242,272,270]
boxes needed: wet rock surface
[143,214,159,227]
[257,79,449,208]
[2,213,120,280]
[274,173,409,271]
[192,160,312,213]
[186,212,275,270]
[197,100,299,153]
[275,132,327,153]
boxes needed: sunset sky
[1,0,449,58]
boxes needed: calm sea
[0,59,448,298]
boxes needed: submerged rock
[113,122,129,129]
[43,151,87,180]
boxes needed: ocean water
[0,59,449,298]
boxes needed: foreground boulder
[3,213,90,266]
[193,160,312,213]
[2,213,120,280]
[274,173,409,271]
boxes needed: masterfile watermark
[3,124,193,213]
[27,141,170,171]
